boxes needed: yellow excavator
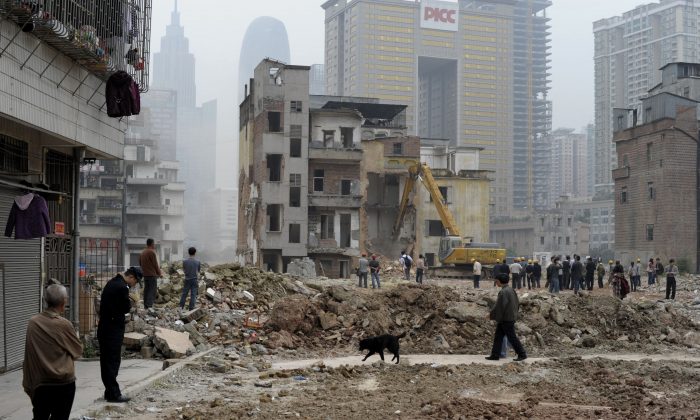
[393,163,506,278]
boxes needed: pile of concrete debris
[97,263,318,360]
[263,283,700,356]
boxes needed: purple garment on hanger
[5,193,52,239]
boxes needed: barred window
[0,135,29,174]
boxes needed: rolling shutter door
[0,187,42,372]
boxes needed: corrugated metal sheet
[0,187,42,372]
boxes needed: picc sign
[420,0,459,32]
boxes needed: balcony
[309,145,363,162]
[163,183,186,192]
[612,166,629,180]
[164,205,184,216]
[0,0,152,90]
[80,214,121,226]
[308,194,362,208]
[126,204,165,215]
[127,177,168,186]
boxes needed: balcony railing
[0,0,152,91]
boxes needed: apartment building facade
[124,145,185,266]
[594,0,700,196]
[322,0,551,217]
[0,0,151,370]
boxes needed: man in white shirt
[509,259,522,289]
[472,259,482,289]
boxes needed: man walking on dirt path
[485,273,527,362]
[472,258,482,289]
[358,253,369,288]
[140,238,162,310]
[369,255,381,289]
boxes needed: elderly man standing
[23,284,83,420]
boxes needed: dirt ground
[87,274,700,419]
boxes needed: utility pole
[120,160,128,270]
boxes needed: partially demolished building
[238,59,490,276]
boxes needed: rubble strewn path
[270,352,700,370]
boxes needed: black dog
[359,332,406,364]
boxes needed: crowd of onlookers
[488,255,679,301]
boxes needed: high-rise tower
[322,0,551,217]
[151,0,217,253]
[593,0,700,196]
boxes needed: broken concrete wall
[360,137,420,258]
[286,257,317,277]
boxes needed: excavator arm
[418,164,461,237]
[392,163,461,237]
[392,165,419,236]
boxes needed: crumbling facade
[238,59,496,274]
[238,60,421,275]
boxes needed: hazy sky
[149,0,650,161]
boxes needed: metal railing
[0,0,151,91]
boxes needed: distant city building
[585,123,595,197]
[322,0,551,217]
[549,128,588,200]
[152,1,195,109]
[141,90,178,162]
[238,16,291,100]
[202,188,238,263]
[124,143,185,265]
[309,64,326,95]
[151,1,217,251]
[593,0,700,196]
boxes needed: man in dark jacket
[585,257,596,291]
[98,267,143,403]
[532,261,542,288]
[571,255,584,295]
[562,256,571,290]
[485,274,527,362]
[493,260,510,287]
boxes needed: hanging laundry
[106,71,140,118]
[4,193,52,240]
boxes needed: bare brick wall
[381,135,420,158]
[613,107,699,270]
[308,162,361,194]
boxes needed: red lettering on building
[424,7,457,23]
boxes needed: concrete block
[286,257,317,277]
[180,307,207,323]
[153,327,195,358]
[183,322,207,346]
[123,332,147,350]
